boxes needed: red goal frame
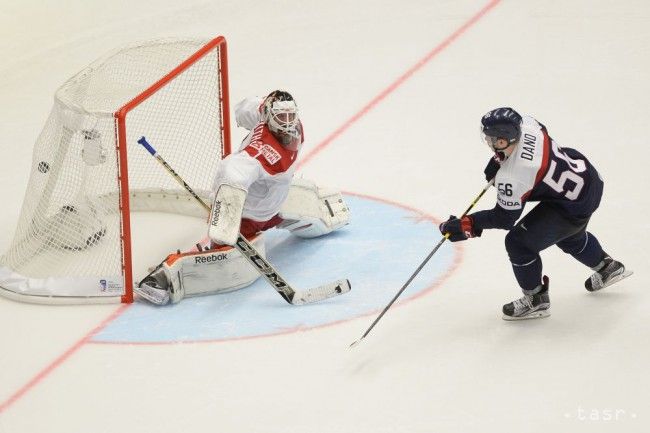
[115,36,231,303]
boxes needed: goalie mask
[263,90,301,150]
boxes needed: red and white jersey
[211,97,303,222]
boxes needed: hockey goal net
[0,37,231,304]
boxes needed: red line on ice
[0,0,500,413]
[87,191,463,346]
[298,0,502,169]
[0,304,130,414]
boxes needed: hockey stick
[137,136,351,305]
[349,179,495,347]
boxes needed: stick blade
[291,279,351,305]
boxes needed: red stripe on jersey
[534,127,551,185]
[520,126,551,203]
[244,123,298,175]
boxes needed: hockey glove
[483,156,501,181]
[439,215,482,242]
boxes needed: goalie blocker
[135,178,350,305]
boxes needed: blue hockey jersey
[473,115,604,230]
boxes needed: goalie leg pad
[161,234,266,300]
[208,183,247,246]
[278,178,350,238]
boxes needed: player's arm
[474,176,527,229]
[234,97,264,131]
[439,204,523,242]
[471,204,522,230]
[483,155,501,181]
[439,178,526,241]
[443,155,507,241]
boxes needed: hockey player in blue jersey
[439,107,631,320]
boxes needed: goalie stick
[137,136,350,305]
[349,179,494,347]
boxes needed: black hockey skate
[585,256,632,292]
[502,276,550,321]
[134,264,172,306]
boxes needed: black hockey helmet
[265,89,295,104]
[480,107,522,145]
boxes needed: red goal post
[0,37,231,304]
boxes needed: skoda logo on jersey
[498,196,521,208]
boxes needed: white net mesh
[0,38,228,302]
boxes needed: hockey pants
[504,202,605,293]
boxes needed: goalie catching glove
[439,215,482,242]
[278,178,349,238]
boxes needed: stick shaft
[353,179,494,344]
[138,136,296,304]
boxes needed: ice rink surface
[1,0,649,432]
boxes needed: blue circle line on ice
[91,193,461,344]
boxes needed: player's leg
[206,214,284,251]
[556,223,631,291]
[503,223,549,320]
[585,256,629,291]
[505,203,585,290]
[239,215,284,239]
[556,231,630,291]
[556,229,603,268]
[502,203,586,320]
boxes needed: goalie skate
[134,265,181,306]
[134,279,169,305]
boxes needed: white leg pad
[278,178,350,238]
[208,183,247,246]
[158,234,266,302]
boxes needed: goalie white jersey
[135,95,350,305]
[211,97,304,222]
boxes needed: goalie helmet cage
[0,36,231,304]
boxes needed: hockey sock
[590,253,612,271]
[511,255,543,293]
[558,231,604,268]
